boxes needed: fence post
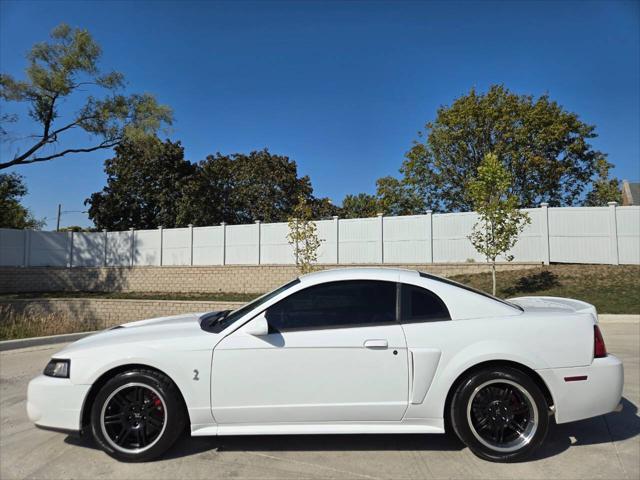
[158,226,163,266]
[67,230,74,268]
[188,224,194,266]
[540,203,550,265]
[293,218,299,265]
[333,215,340,264]
[255,220,261,265]
[426,210,433,263]
[220,222,227,265]
[608,202,619,265]
[129,228,135,267]
[23,229,31,267]
[377,213,384,264]
[103,229,108,266]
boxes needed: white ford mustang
[27,267,623,462]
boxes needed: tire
[449,366,549,462]
[90,369,187,462]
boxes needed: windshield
[201,278,301,333]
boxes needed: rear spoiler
[508,296,598,321]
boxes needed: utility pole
[55,205,88,232]
[56,204,62,232]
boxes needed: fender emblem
[193,369,200,381]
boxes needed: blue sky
[1,0,639,230]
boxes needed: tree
[0,173,44,229]
[468,153,530,296]
[340,193,380,218]
[400,85,608,211]
[179,149,330,225]
[87,146,332,229]
[0,24,172,170]
[584,158,622,206]
[308,197,340,219]
[375,176,423,216]
[58,225,93,232]
[287,196,323,274]
[340,177,423,219]
[86,137,194,230]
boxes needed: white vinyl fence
[1,203,638,267]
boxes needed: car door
[211,280,409,424]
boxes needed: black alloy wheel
[100,383,167,453]
[449,366,550,462]
[90,369,186,462]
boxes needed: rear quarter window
[400,283,451,323]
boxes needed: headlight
[43,359,70,378]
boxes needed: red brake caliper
[151,394,163,412]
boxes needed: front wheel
[90,369,186,462]
[449,366,549,462]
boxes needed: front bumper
[537,354,624,424]
[27,375,91,432]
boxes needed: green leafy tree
[86,137,194,230]
[468,153,531,296]
[375,176,423,216]
[340,193,380,218]
[179,149,330,225]
[58,225,93,232]
[401,85,608,211]
[287,196,323,274]
[341,177,423,219]
[308,197,340,219]
[0,24,172,169]
[584,158,622,206]
[0,173,44,229]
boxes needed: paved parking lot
[1,322,638,480]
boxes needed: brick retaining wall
[0,263,540,294]
[1,298,245,329]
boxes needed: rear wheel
[90,369,186,462]
[450,367,549,462]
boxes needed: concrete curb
[599,314,640,324]
[0,331,97,352]
[1,314,637,352]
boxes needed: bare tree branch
[0,139,121,169]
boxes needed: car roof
[298,267,420,283]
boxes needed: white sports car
[27,268,623,462]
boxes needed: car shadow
[163,430,467,460]
[64,430,467,460]
[531,396,640,461]
[64,396,640,461]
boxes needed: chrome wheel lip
[466,379,538,453]
[100,382,168,455]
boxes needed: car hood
[116,312,208,329]
[56,311,220,356]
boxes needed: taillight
[594,325,607,358]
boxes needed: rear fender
[405,339,548,420]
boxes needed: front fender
[68,344,214,428]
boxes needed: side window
[400,284,450,323]
[265,280,397,332]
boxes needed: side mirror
[243,312,269,336]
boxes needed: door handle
[364,339,388,349]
